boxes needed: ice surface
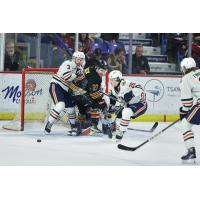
[0,120,199,166]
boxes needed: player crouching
[108,70,147,141]
[179,57,200,164]
[72,62,110,136]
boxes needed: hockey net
[2,68,61,131]
[2,68,109,131]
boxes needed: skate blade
[111,136,122,142]
[182,158,196,165]
[67,131,78,136]
[44,131,53,135]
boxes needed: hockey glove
[124,91,134,103]
[98,99,107,110]
[75,67,85,81]
[179,107,188,120]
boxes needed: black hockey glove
[179,107,188,120]
[124,91,134,103]
[98,99,107,110]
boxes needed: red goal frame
[20,68,58,130]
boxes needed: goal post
[21,68,59,131]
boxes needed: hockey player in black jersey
[72,62,110,136]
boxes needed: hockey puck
[37,139,42,143]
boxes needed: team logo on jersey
[144,79,164,103]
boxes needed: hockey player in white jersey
[108,70,147,140]
[44,51,86,135]
[179,57,200,163]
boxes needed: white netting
[2,69,69,131]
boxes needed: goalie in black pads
[108,70,147,140]
[179,57,200,163]
[72,62,110,136]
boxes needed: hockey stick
[127,122,158,133]
[118,119,179,151]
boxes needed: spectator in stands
[131,45,150,74]
[100,33,119,43]
[89,33,103,44]
[191,34,200,68]
[51,41,70,67]
[85,48,108,69]
[100,33,125,53]
[79,33,93,57]
[4,40,25,71]
[61,33,75,49]
[107,47,127,73]
[166,33,188,63]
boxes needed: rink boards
[0,72,181,122]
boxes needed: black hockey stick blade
[128,122,158,133]
[118,119,179,152]
[118,140,148,151]
[117,144,138,151]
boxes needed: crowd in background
[3,33,200,74]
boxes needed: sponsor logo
[2,85,21,103]
[144,79,164,105]
[1,79,43,104]
[166,86,181,97]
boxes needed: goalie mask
[180,57,196,74]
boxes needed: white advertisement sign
[0,73,52,114]
[0,73,182,116]
[0,73,21,112]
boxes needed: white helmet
[109,70,122,81]
[180,57,196,73]
[72,51,85,66]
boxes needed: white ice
[0,120,199,166]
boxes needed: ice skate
[181,147,196,164]
[111,130,124,142]
[102,124,112,136]
[68,123,81,136]
[44,122,53,134]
